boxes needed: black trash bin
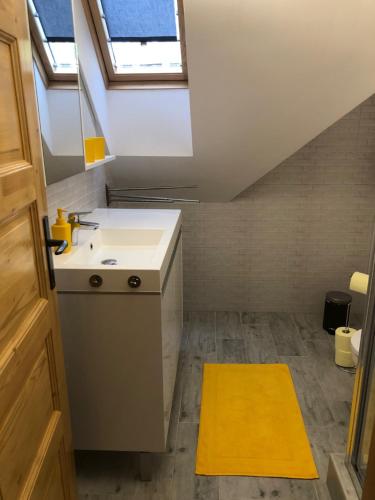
[323,291,352,335]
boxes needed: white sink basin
[66,228,164,268]
[85,228,164,267]
[98,228,164,246]
[53,209,182,293]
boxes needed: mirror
[72,0,114,168]
[79,71,111,160]
[30,0,85,184]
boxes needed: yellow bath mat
[196,363,319,478]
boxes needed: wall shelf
[85,155,116,170]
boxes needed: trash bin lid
[325,290,352,305]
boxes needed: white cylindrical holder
[335,327,357,368]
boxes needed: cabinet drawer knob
[128,275,141,288]
[89,274,103,287]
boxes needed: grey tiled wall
[46,165,107,221]
[181,95,375,313]
[48,95,375,315]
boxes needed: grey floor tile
[76,312,354,500]
[78,495,116,500]
[217,338,248,363]
[328,400,352,429]
[269,313,307,356]
[179,351,216,423]
[75,451,138,498]
[219,476,317,499]
[179,354,204,423]
[133,454,175,500]
[242,313,279,363]
[281,356,335,427]
[241,311,270,325]
[180,311,217,423]
[216,311,243,339]
[304,340,355,402]
[292,313,327,341]
[166,383,182,454]
[314,480,332,500]
[173,423,219,500]
[186,311,216,357]
[307,425,348,479]
[166,346,188,453]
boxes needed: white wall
[107,89,193,156]
[80,87,98,139]
[110,0,375,200]
[34,64,53,151]
[181,0,375,199]
[34,63,83,156]
[48,90,83,156]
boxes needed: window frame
[28,3,78,86]
[83,0,188,87]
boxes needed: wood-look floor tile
[78,495,117,500]
[173,423,219,500]
[75,451,137,498]
[328,400,352,429]
[186,312,216,357]
[281,356,335,427]
[313,480,333,500]
[179,352,216,423]
[304,340,355,402]
[219,476,317,499]
[269,313,307,356]
[307,424,348,481]
[217,338,248,363]
[292,313,327,341]
[133,454,175,500]
[216,311,243,339]
[242,313,279,364]
[75,312,354,499]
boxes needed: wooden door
[0,0,76,498]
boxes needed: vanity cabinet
[59,234,183,453]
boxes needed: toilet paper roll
[335,327,357,368]
[349,272,369,295]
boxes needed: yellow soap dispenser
[51,208,72,253]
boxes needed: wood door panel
[0,0,76,497]
[0,166,36,221]
[26,415,66,500]
[40,454,66,500]
[0,347,55,499]
[0,300,49,426]
[0,208,43,352]
[0,36,26,166]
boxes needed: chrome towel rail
[105,184,200,206]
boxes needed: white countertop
[53,208,182,293]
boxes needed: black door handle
[42,216,67,289]
[46,238,68,255]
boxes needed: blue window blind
[33,0,74,42]
[101,0,177,42]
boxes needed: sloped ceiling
[107,0,375,201]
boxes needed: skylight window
[28,0,78,79]
[85,0,187,84]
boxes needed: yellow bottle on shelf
[95,137,105,160]
[51,208,71,253]
[84,138,96,164]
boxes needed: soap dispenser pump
[51,208,71,253]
